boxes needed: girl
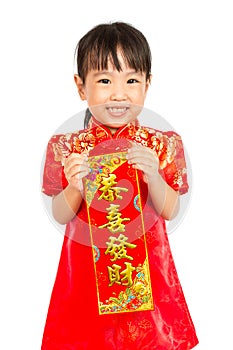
[42,22,198,349]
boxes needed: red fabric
[41,120,198,349]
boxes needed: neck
[108,126,119,135]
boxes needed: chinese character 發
[105,234,137,261]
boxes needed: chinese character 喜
[99,204,130,233]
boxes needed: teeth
[109,107,127,113]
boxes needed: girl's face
[75,52,150,132]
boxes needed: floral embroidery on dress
[151,132,176,169]
[47,121,188,196]
[126,318,153,342]
[51,131,96,162]
[138,318,153,330]
[173,168,186,189]
[73,131,96,153]
[127,321,140,342]
[133,127,149,147]
[145,230,157,245]
[53,133,73,161]
[52,142,65,162]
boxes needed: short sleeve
[152,131,189,195]
[42,134,69,196]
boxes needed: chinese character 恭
[98,174,128,201]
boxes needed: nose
[110,82,128,101]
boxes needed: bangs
[77,22,151,82]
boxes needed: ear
[74,75,86,100]
[145,74,152,93]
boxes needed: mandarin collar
[89,116,139,138]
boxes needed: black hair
[84,108,92,129]
[76,22,152,84]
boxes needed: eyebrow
[93,71,113,77]
[93,70,143,77]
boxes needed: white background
[0,1,232,349]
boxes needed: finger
[132,164,159,184]
[64,155,89,174]
[64,152,88,167]
[64,163,90,182]
[129,158,157,168]
[131,161,156,172]
[68,173,87,193]
[68,163,90,176]
[127,142,146,155]
[71,168,90,181]
[128,143,158,156]
[66,169,90,188]
[129,145,157,155]
[127,152,159,166]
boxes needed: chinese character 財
[107,262,136,287]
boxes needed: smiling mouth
[106,106,130,117]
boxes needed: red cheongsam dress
[41,117,199,350]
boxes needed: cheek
[135,89,147,103]
[87,89,107,106]
[141,87,149,101]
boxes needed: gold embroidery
[74,132,96,153]
[151,132,177,169]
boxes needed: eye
[127,78,139,84]
[98,79,111,84]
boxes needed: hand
[126,142,159,184]
[63,152,90,192]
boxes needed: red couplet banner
[83,149,154,315]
